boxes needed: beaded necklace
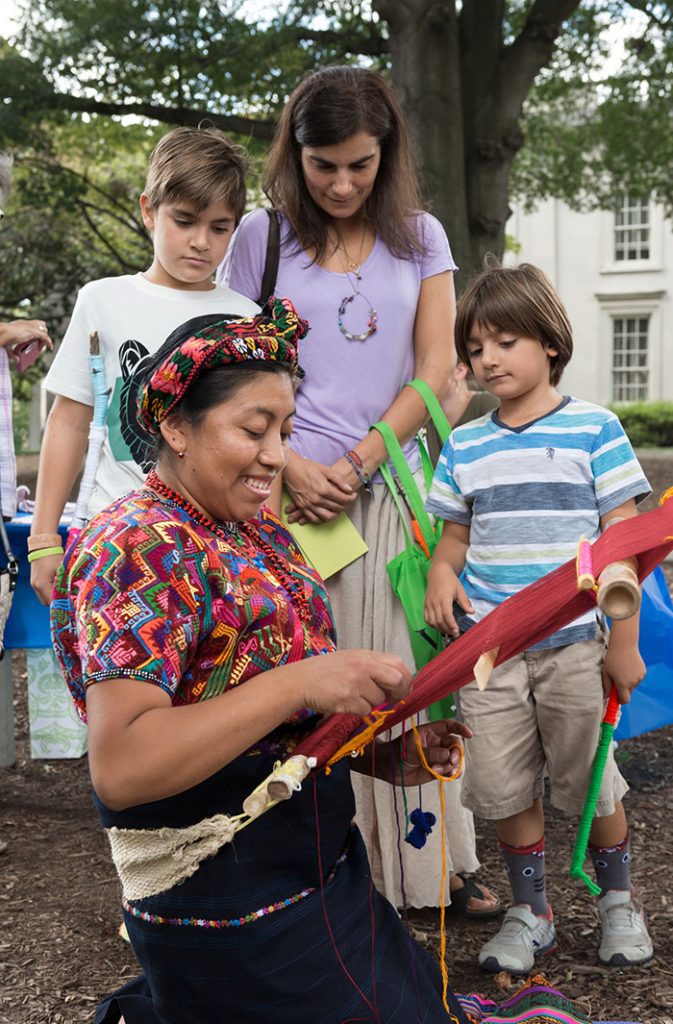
[145,469,312,625]
[337,270,378,342]
[333,225,378,342]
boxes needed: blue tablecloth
[4,513,68,649]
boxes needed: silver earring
[178,450,185,460]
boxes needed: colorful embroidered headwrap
[138,296,308,434]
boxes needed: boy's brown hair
[144,126,247,222]
[455,262,573,387]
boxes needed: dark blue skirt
[93,749,467,1024]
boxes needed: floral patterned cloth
[51,483,335,746]
[138,296,308,433]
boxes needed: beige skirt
[325,482,479,909]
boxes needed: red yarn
[295,497,673,771]
[312,780,379,1024]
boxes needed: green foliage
[0,116,154,326]
[504,233,522,254]
[0,0,382,323]
[609,402,673,448]
[511,2,673,217]
[1,1,672,319]
[8,0,380,126]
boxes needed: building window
[614,195,650,262]
[612,316,649,402]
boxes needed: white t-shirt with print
[44,273,259,515]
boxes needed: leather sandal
[446,873,503,920]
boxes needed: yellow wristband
[27,546,64,563]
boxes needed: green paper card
[280,490,368,580]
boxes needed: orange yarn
[330,716,464,1019]
[325,705,404,769]
[409,723,462,1024]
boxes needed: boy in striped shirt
[424,263,653,974]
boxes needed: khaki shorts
[456,636,628,820]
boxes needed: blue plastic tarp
[3,514,65,649]
[614,565,673,741]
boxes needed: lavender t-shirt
[219,208,456,470]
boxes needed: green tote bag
[371,380,453,689]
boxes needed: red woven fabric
[295,496,673,771]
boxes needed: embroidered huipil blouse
[51,481,335,749]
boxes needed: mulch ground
[409,728,673,1022]
[1,660,672,1024]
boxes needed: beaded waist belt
[121,837,352,930]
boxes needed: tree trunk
[373,0,472,286]
[459,0,512,280]
[376,0,583,290]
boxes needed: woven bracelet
[343,451,373,493]
[27,533,63,552]
[27,546,64,563]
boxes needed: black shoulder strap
[257,209,282,306]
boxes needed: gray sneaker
[478,904,557,974]
[598,890,653,966]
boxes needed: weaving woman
[50,299,473,1024]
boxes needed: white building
[507,195,673,405]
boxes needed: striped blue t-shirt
[425,397,650,649]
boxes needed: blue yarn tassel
[404,808,436,849]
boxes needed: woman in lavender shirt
[220,65,499,917]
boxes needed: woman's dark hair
[180,361,291,426]
[140,314,294,462]
[265,66,425,263]
[151,363,292,462]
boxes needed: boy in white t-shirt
[30,127,259,603]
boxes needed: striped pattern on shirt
[425,397,651,649]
